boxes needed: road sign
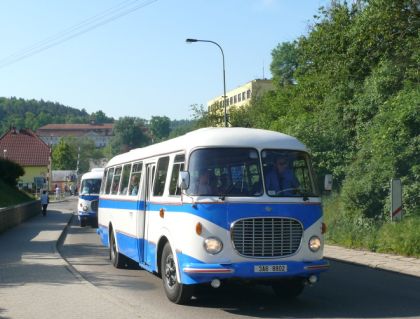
[391,179,403,221]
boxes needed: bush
[0,159,24,186]
[324,193,420,257]
[376,216,420,257]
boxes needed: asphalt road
[59,207,420,319]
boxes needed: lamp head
[186,38,198,43]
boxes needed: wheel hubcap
[165,254,177,288]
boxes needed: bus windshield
[262,149,318,197]
[187,148,263,197]
[80,179,101,195]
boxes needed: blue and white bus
[78,168,103,227]
[98,128,329,304]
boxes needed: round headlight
[82,205,89,211]
[204,237,223,255]
[309,236,321,252]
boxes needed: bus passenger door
[142,163,155,266]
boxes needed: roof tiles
[0,128,50,166]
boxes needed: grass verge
[0,180,33,207]
[323,192,420,258]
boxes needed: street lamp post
[186,38,227,127]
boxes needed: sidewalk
[324,244,420,278]
[0,200,140,319]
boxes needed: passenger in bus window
[265,156,299,195]
[195,169,213,195]
[129,175,139,196]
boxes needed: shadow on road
[0,209,77,287]
[187,261,420,318]
[58,213,420,318]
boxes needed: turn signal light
[159,208,165,218]
[196,222,202,235]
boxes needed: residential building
[36,123,114,148]
[207,79,274,112]
[0,128,51,189]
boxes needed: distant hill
[0,97,114,136]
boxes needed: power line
[0,0,157,69]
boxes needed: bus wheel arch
[156,236,169,277]
[160,241,193,304]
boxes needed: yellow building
[207,79,274,114]
[0,128,51,190]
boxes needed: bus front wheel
[161,242,193,304]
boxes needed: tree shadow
[0,209,79,287]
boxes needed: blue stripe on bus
[79,195,99,201]
[98,225,157,271]
[99,199,143,210]
[99,199,321,230]
[99,225,328,285]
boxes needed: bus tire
[272,278,305,299]
[110,230,126,268]
[161,242,193,304]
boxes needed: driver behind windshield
[265,155,299,196]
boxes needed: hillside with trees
[197,0,420,256]
[0,97,114,135]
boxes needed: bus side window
[100,169,107,194]
[105,167,114,194]
[111,166,122,195]
[169,154,185,196]
[129,162,142,196]
[119,163,132,195]
[153,156,170,196]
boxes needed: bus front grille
[231,218,303,258]
[91,200,99,212]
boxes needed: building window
[234,95,237,103]
[242,92,246,100]
[238,93,242,102]
[230,97,233,105]
[247,89,251,99]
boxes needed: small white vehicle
[77,168,104,227]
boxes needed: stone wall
[0,200,40,234]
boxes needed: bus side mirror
[324,174,333,191]
[178,171,190,190]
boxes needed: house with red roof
[0,128,51,189]
[36,123,114,148]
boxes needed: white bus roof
[107,127,308,167]
[81,170,104,180]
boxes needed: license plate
[254,265,288,273]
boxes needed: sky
[0,0,329,121]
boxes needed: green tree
[109,117,151,156]
[90,110,114,124]
[270,41,299,86]
[52,139,77,170]
[150,116,171,142]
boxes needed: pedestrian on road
[55,184,61,200]
[40,190,49,216]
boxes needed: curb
[54,214,144,317]
[324,245,420,279]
